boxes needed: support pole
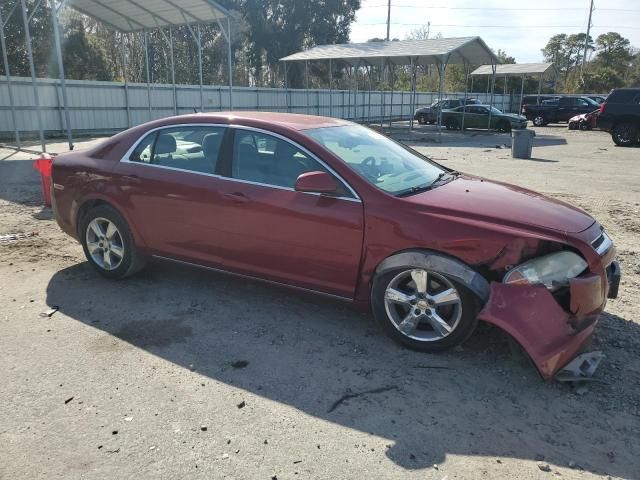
[144,31,152,119]
[461,62,469,132]
[328,59,333,117]
[0,6,21,148]
[226,17,233,109]
[197,25,203,111]
[169,27,177,115]
[380,58,385,130]
[284,63,289,113]
[537,73,543,104]
[470,75,474,95]
[502,75,507,112]
[20,0,45,152]
[367,65,372,124]
[519,75,525,114]
[488,63,496,129]
[305,60,310,114]
[121,33,131,127]
[409,57,417,130]
[389,63,394,129]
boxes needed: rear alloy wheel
[417,114,427,125]
[80,204,145,279]
[611,122,638,147]
[445,118,460,130]
[372,267,479,352]
[533,115,546,127]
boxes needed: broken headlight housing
[503,251,588,291]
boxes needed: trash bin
[33,154,53,206]
[511,128,535,159]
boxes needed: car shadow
[46,261,639,477]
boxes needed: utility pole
[386,0,391,41]
[581,0,594,69]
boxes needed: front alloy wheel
[533,115,546,127]
[372,266,479,352]
[384,269,462,341]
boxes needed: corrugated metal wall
[0,76,513,139]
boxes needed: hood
[404,176,595,234]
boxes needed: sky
[350,0,640,63]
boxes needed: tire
[417,114,427,125]
[611,122,638,147]
[371,266,479,352]
[497,120,512,133]
[533,115,546,127]
[445,118,459,130]
[579,122,589,131]
[568,122,577,130]
[80,204,146,279]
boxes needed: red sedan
[51,112,620,380]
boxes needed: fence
[0,76,514,140]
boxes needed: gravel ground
[0,125,639,480]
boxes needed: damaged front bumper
[477,260,621,380]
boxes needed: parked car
[596,88,640,147]
[51,112,620,380]
[520,95,560,110]
[587,95,607,105]
[568,110,599,131]
[414,98,480,124]
[441,105,528,132]
[523,96,600,126]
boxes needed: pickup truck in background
[522,96,601,126]
[597,88,640,147]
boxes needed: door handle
[223,192,250,204]
[121,174,142,184]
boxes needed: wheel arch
[372,248,491,305]
[76,196,147,248]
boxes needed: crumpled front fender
[478,282,600,380]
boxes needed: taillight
[599,102,606,114]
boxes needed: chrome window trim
[592,231,613,256]
[119,122,362,203]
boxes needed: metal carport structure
[280,36,500,134]
[470,63,558,114]
[0,0,234,153]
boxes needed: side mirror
[294,171,339,195]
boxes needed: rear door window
[129,126,226,175]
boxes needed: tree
[594,32,632,69]
[239,0,360,87]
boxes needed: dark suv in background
[597,88,640,147]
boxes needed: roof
[470,63,557,77]
[280,37,499,66]
[67,0,231,32]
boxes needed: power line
[359,22,640,30]
[363,4,640,13]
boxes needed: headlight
[503,251,588,291]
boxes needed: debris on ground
[200,425,208,431]
[0,232,38,243]
[237,401,246,409]
[64,396,74,404]
[231,360,249,369]
[327,386,398,413]
[39,306,59,318]
[537,462,551,472]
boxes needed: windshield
[488,106,503,114]
[304,125,449,196]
